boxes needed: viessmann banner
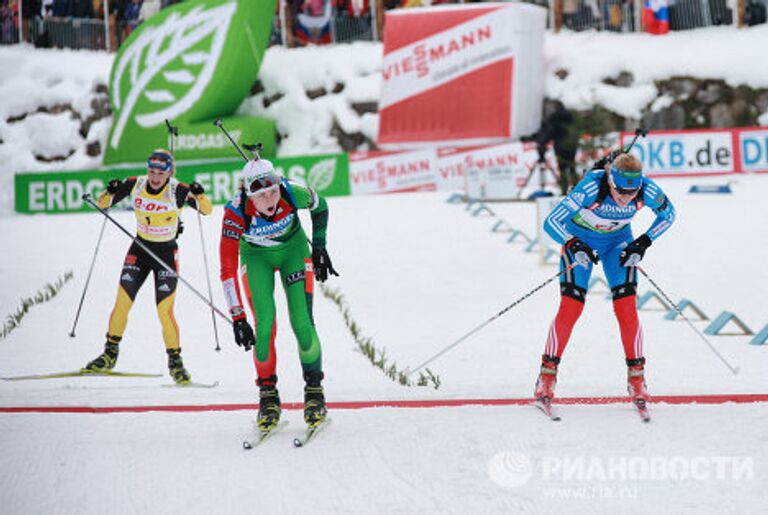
[15,154,349,214]
[620,127,768,176]
[377,2,547,149]
[348,140,546,195]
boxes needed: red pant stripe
[546,321,558,356]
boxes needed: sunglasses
[248,174,281,195]
[614,185,640,196]
[147,156,172,172]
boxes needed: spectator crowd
[2,0,766,49]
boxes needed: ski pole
[82,193,233,326]
[196,207,221,351]
[622,127,648,154]
[166,118,222,351]
[68,217,108,337]
[637,266,740,376]
[598,127,648,168]
[213,118,249,161]
[164,119,178,155]
[406,263,578,378]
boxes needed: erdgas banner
[15,154,350,214]
[378,3,546,149]
[104,0,277,165]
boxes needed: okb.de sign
[621,127,768,176]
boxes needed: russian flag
[644,0,670,35]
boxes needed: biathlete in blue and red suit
[533,152,676,405]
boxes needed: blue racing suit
[544,170,676,296]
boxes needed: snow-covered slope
[1,173,766,513]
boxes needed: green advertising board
[104,0,277,165]
[14,155,350,215]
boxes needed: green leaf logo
[110,3,236,150]
[308,158,338,191]
[104,0,277,165]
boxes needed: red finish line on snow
[1,394,767,414]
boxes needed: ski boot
[81,337,120,373]
[627,357,649,405]
[533,354,560,402]
[257,377,281,431]
[303,370,327,428]
[167,348,191,384]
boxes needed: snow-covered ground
[2,19,768,515]
[1,173,767,513]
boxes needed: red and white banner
[437,142,543,195]
[349,141,553,197]
[378,3,547,149]
[348,148,439,195]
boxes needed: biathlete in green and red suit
[219,158,339,430]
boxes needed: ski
[243,420,288,450]
[2,370,162,381]
[533,399,561,421]
[633,400,651,423]
[293,418,332,447]
[162,381,220,389]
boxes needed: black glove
[189,182,204,195]
[232,318,255,351]
[565,238,599,267]
[312,247,339,283]
[106,179,120,194]
[619,234,652,267]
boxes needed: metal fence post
[279,0,289,46]
[371,0,379,41]
[18,0,24,43]
[104,0,111,51]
